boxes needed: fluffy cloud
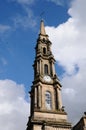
[62,68,86,124]
[0,79,29,130]
[46,0,86,125]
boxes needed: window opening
[44,64,48,75]
[43,47,46,54]
[45,91,52,110]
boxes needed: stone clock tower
[26,20,71,130]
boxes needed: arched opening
[45,91,52,110]
[43,47,46,54]
[44,64,48,75]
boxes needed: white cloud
[68,0,86,27]
[46,0,86,125]
[62,68,86,124]
[0,79,29,130]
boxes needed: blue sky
[0,0,71,88]
[0,0,86,130]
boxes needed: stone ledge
[30,118,72,129]
[34,108,67,115]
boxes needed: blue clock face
[43,75,51,82]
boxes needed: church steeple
[40,20,46,35]
[34,20,57,82]
[26,20,71,130]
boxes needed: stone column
[39,59,41,75]
[56,87,62,110]
[38,60,40,74]
[52,61,55,77]
[38,85,41,108]
[50,61,53,76]
[34,87,37,108]
[37,61,39,74]
[37,59,41,75]
[41,60,43,75]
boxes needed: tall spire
[40,20,46,35]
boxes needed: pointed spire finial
[40,20,46,35]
